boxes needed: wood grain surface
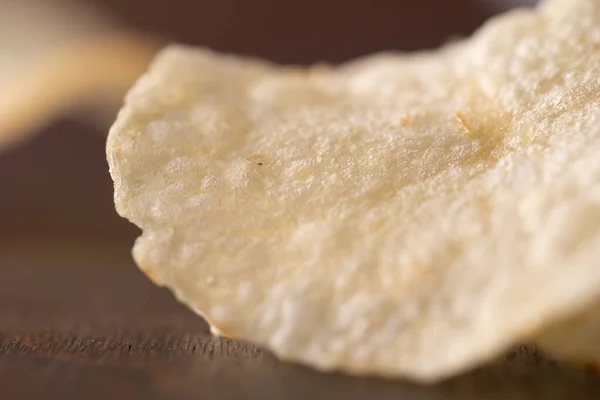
[2,122,600,400]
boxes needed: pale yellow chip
[0,0,159,152]
[107,0,600,382]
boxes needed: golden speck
[142,267,159,284]
[208,321,235,338]
[400,116,413,127]
[456,111,473,134]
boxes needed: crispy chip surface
[107,0,600,381]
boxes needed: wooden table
[2,123,600,400]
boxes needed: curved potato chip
[0,0,159,152]
[107,0,600,382]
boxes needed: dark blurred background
[0,0,535,328]
[103,0,490,63]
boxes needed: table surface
[2,123,600,400]
[3,242,600,400]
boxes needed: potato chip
[107,0,600,382]
[0,0,159,152]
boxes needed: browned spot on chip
[141,267,159,284]
[207,321,235,338]
[456,111,473,134]
[400,116,413,127]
